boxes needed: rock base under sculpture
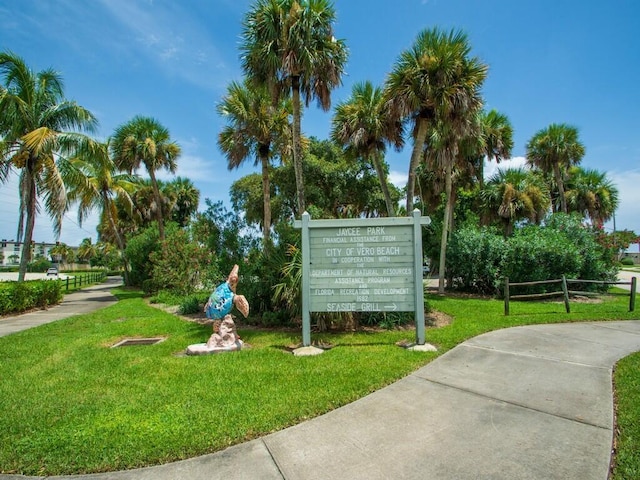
[186,340,243,356]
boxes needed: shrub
[621,257,635,266]
[0,280,62,315]
[447,226,505,294]
[179,294,208,315]
[446,214,618,296]
[149,228,218,296]
[124,223,161,287]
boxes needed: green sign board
[296,210,431,347]
[308,225,416,312]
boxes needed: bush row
[0,280,63,316]
[446,214,618,295]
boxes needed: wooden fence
[504,275,637,315]
[59,272,107,292]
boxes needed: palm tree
[386,28,487,293]
[384,28,487,215]
[0,51,97,281]
[481,167,550,236]
[217,80,291,243]
[62,138,138,283]
[331,81,403,216]
[110,116,181,241]
[525,123,585,215]
[474,109,514,187]
[240,0,348,216]
[166,176,200,228]
[76,237,98,264]
[565,166,618,226]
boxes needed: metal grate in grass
[111,337,166,347]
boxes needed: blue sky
[1,0,639,248]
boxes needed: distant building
[0,239,78,266]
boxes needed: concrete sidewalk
[2,321,638,479]
[0,276,122,337]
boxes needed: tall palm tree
[331,80,403,216]
[217,80,291,243]
[240,0,348,216]
[0,51,97,281]
[564,166,618,226]
[62,138,138,283]
[480,167,550,236]
[110,116,181,241]
[525,123,585,215]
[384,28,487,215]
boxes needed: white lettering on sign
[337,227,360,236]
[376,246,400,255]
[360,302,380,311]
[327,302,357,312]
[367,227,385,235]
[314,289,335,295]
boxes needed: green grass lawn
[0,287,638,476]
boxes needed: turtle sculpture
[186,265,249,356]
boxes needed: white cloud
[484,156,528,180]
[389,170,407,189]
[96,0,233,91]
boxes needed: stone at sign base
[186,340,243,355]
[406,343,438,352]
[292,345,325,356]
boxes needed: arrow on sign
[383,303,398,311]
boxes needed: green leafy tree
[191,199,257,277]
[241,0,348,216]
[331,81,403,216]
[0,51,97,281]
[525,123,585,215]
[217,80,291,243]
[111,116,181,241]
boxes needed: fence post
[562,275,570,313]
[630,277,637,312]
[504,277,510,316]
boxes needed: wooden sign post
[296,209,431,346]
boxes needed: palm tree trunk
[406,118,430,213]
[18,172,37,282]
[105,198,130,285]
[259,146,272,244]
[148,169,165,240]
[438,161,453,294]
[291,75,305,216]
[553,163,567,214]
[371,152,396,217]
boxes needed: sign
[308,225,415,312]
[295,210,431,346]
